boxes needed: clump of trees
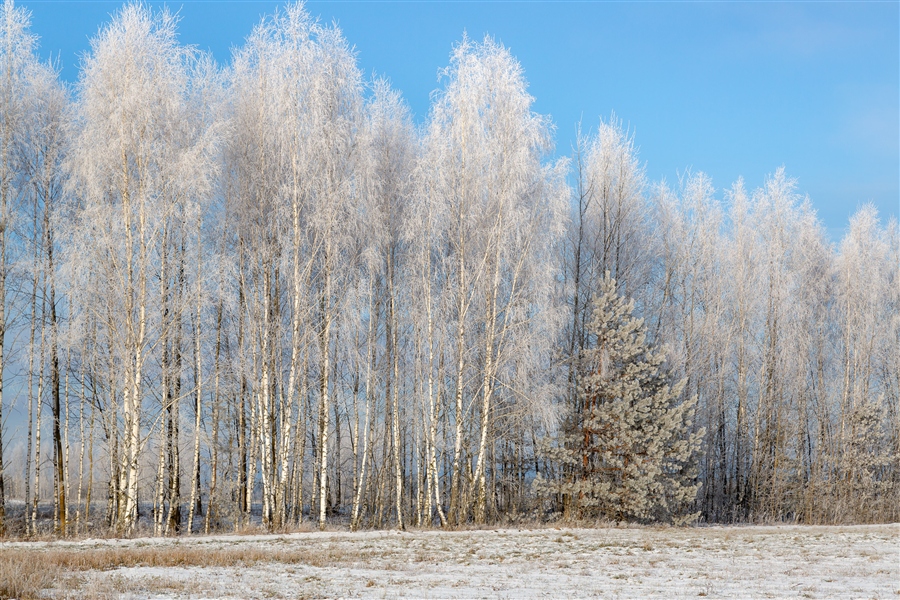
[0,1,896,537]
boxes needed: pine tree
[538,273,702,524]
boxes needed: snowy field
[1,523,897,599]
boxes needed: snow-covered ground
[3,523,897,598]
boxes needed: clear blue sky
[21,0,900,239]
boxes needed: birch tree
[20,55,68,535]
[66,4,213,533]
[0,0,41,535]
[423,35,566,524]
[833,206,899,522]
[358,79,416,528]
[225,3,363,530]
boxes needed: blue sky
[21,0,900,239]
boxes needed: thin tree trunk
[165,249,184,534]
[187,244,203,533]
[75,338,88,534]
[153,407,167,535]
[317,260,332,530]
[351,289,376,530]
[450,238,466,525]
[388,255,404,530]
[33,291,47,533]
[47,214,65,536]
[63,349,72,529]
[205,300,223,534]
[24,238,39,535]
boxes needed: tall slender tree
[66,4,214,533]
[0,0,43,536]
[422,35,566,524]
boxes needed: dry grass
[0,552,61,599]
[0,543,376,599]
[2,543,368,570]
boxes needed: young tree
[649,172,726,521]
[538,274,702,523]
[20,55,69,535]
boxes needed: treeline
[0,1,895,537]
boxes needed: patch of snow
[3,523,897,599]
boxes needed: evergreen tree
[538,273,702,523]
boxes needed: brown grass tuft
[0,552,61,600]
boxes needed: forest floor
[0,522,897,599]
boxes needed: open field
[1,523,897,599]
